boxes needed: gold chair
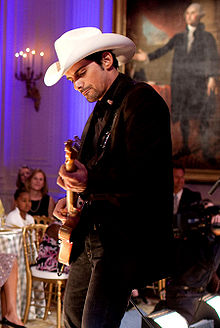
[22,224,68,328]
[146,278,167,300]
[33,215,55,225]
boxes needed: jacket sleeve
[148,36,175,61]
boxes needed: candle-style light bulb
[23,53,27,72]
[40,51,44,73]
[31,50,35,71]
[26,48,30,52]
[15,53,20,76]
[19,51,23,56]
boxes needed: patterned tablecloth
[0,226,46,320]
[0,227,26,318]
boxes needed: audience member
[16,165,32,189]
[25,169,55,217]
[5,189,34,227]
[173,164,202,214]
[173,164,201,235]
[0,254,26,327]
[11,166,32,211]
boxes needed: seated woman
[11,166,32,210]
[16,166,32,189]
[25,169,55,217]
[0,254,26,328]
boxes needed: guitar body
[57,137,81,273]
[58,226,73,265]
[58,207,80,265]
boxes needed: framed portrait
[113,0,220,182]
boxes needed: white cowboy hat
[44,27,136,86]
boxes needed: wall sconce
[15,48,44,111]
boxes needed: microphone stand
[208,178,220,196]
[129,297,156,328]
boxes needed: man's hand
[133,49,149,63]
[53,198,68,224]
[211,214,220,236]
[57,159,88,193]
[53,197,80,228]
[207,77,217,96]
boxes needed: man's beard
[83,88,101,103]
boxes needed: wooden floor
[26,315,57,328]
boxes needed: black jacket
[73,73,174,287]
[178,187,202,214]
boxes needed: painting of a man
[127,1,220,170]
[147,3,219,160]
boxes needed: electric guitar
[57,137,81,275]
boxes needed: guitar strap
[93,107,119,166]
[78,99,120,169]
[77,111,94,160]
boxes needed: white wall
[0,0,113,213]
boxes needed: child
[6,189,34,227]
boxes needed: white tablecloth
[0,227,26,318]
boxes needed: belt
[88,193,120,207]
[88,193,132,206]
[89,193,131,200]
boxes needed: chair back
[33,215,55,225]
[22,223,67,328]
[23,224,48,273]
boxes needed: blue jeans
[63,228,132,328]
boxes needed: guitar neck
[66,158,78,215]
[64,138,80,216]
[57,137,81,272]
[66,190,77,214]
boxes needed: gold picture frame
[113,0,220,182]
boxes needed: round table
[0,226,26,318]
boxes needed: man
[173,164,201,215]
[44,27,174,328]
[173,164,201,236]
[146,3,219,160]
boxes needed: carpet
[120,308,147,328]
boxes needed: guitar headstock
[64,136,81,172]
